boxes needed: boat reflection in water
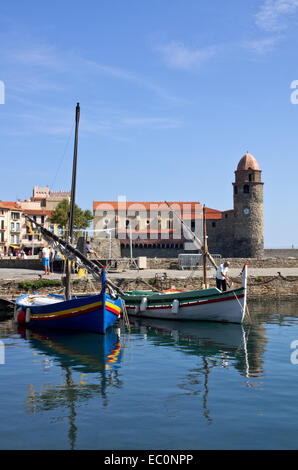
[18,326,123,449]
[129,317,266,422]
[16,313,267,446]
[19,326,122,374]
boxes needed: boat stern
[103,293,123,332]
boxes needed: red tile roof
[0,201,21,210]
[22,209,52,216]
[93,201,223,220]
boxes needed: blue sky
[0,0,298,247]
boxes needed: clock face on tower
[243,208,250,215]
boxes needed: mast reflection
[130,317,267,423]
[19,326,123,449]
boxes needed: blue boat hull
[15,292,123,334]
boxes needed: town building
[0,186,70,255]
[93,153,264,258]
[19,187,70,253]
[0,202,22,256]
[31,186,71,211]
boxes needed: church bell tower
[233,153,264,258]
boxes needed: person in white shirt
[42,246,50,275]
[216,261,230,292]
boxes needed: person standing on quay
[42,245,50,275]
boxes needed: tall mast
[203,204,208,288]
[65,102,80,301]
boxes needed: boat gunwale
[122,287,245,305]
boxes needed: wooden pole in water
[65,102,80,301]
[203,204,208,288]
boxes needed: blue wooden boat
[15,267,123,334]
[15,103,124,334]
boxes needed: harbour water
[0,299,298,450]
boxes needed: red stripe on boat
[126,293,244,310]
[106,305,121,316]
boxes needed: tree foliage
[50,199,93,240]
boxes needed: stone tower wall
[206,212,236,258]
[233,178,264,258]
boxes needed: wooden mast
[65,102,80,301]
[203,204,208,288]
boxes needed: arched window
[234,186,238,195]
[243,185,249,193]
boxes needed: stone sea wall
[1,274,297,301]
[146,257,298,269]
[113,275,298,300]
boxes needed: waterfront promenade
[0,266,298,281]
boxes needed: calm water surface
[0,299,298,450]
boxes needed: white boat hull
[126,290,246,324]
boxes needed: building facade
[92,153,264,259]
[0,186,71,255]
[19,186,71,253]
[0,202,22,256]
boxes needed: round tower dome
[237,153,259,171]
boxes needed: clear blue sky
[0,0,298,247]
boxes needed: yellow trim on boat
[106,301,121,313]
[30,300,103,319]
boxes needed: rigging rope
[26,216,125,296]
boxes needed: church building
[93,153,264,259]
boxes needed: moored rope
[121,301,131,333]
[230,271,297,286]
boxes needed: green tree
[50,199,93,240]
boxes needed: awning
[10,245,20,249]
